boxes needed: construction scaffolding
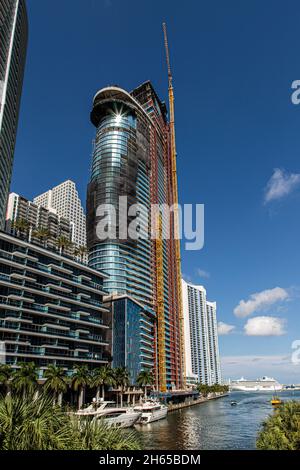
[155,212,167,392]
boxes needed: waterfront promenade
[167,393,229,412]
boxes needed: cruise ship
[230,376,282,392]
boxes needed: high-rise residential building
[86,82,182,390]
[104,294,156,385]
[206,301,222,385]
[0,230,111,379]
[182,279,222,386]
[33,180,87,252]
[6,192,73,254]
[0,0,28,227]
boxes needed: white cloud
[244,316,286,336]
[234,287,289,318]
[221,355,298,384]
[264,168,300,204]
[196,268,210,279]
[218,322,235,335]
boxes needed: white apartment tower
[182,279,222,386]
[206,301,222,385]
[33,180,86,250]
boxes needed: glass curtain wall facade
[0,0,28,226]
[106,295,156,384]
[87,83,182,390]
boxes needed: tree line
[11,218,88,259]
[197,383,229,397]
[0,363,154,409]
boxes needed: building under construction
[86,26,184,391]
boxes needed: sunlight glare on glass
[115,113,122,124]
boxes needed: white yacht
[230,376,282,392]
[134,399,168,424]
[76,401,141,428]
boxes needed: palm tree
[74,245,88,263]
[55,236,73,255]
[0,393,141,450]
[0,364,12,395]
[113,367,130,408]
[70,365,91,410]
[33,226,51,247]
[92,365,114,401]
[44,365,67,405]
[74,419,141,450]
[0,393,73,450]
[136,370,154,398]
[11,362,38,397]
[12,218,30,239]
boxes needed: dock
[167,393,229,412]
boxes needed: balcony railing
[0,297,106,328]
[0,272,108,312]
[6,346,104,361]
[0,320,109,345]
[0,250,108,295]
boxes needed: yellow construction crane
[163,22,186,390]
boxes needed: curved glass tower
[87,86,153,306]
[87,83,183,389]
[0,0,28,226]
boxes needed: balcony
[0,250,108,296]
[0,297,108,329]
[11,272,37,282]
[12,251,38,262]
[0,320,110,346]
[5,346,106,362]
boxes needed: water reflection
[135,391,300,450]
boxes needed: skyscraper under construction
[86,81,184,390]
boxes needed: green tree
[197,384,210,398]
[136,370,154,398]
[55,236,73,255]
[12,218,30,239]
[92,365,114,401]
[71,365,91,410]
[74,418,141,450]
[0,393,73,450]
[74,245,88,263]
[0,365,12,395]
[11,362,38,397]
[33,227,51,247]
[257,401,300,450]
[0,394,141,450]
[44,365,67,405]
[113,367,130,407]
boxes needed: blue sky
[12,0,300,383]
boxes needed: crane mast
[162,23,186,389]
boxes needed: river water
[134,391,300,450]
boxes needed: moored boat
[271,396,282,406]
[134,399,168,424]
[76,401,142,428]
